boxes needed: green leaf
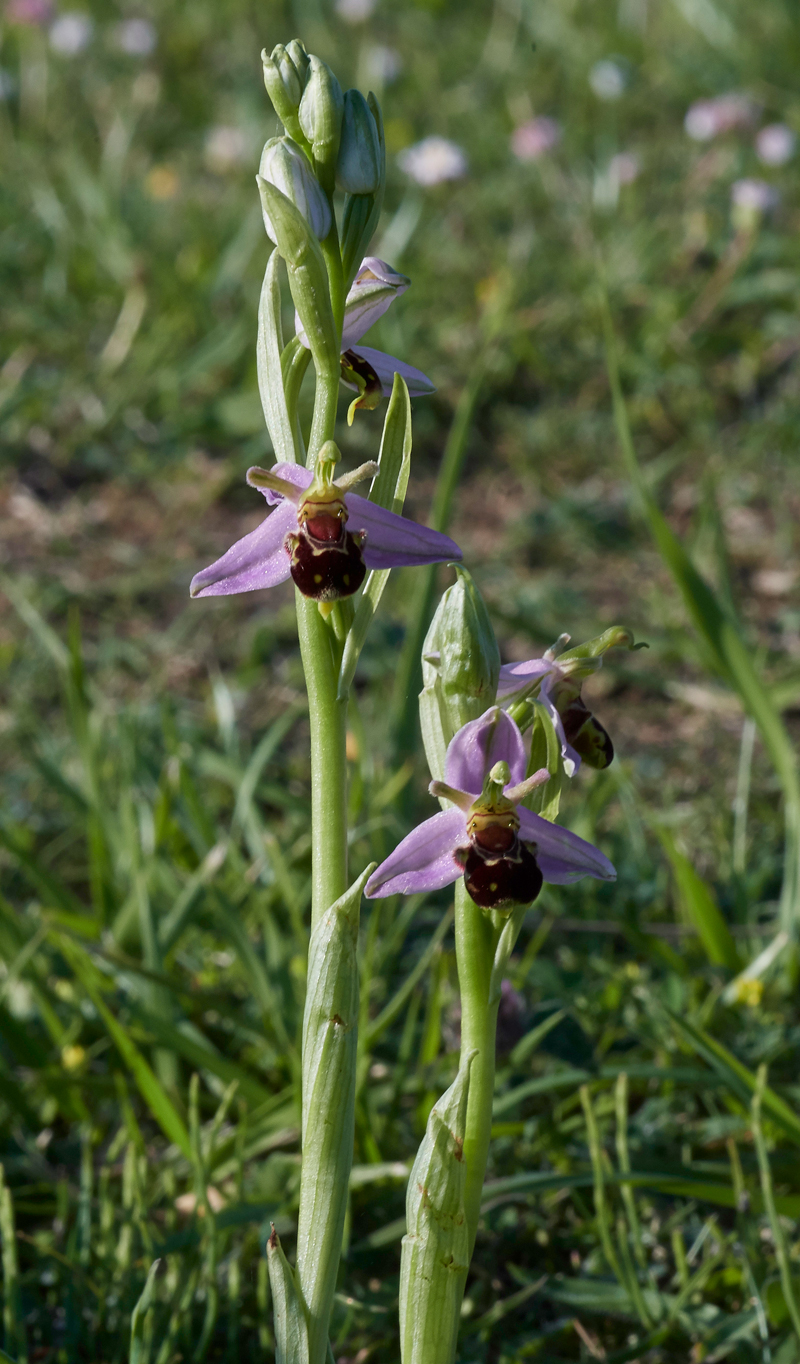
[295,865,374,1364]
[130,1259,160,1364]
[267,1227,310,1364]
[257,251,297,463]
[337,374,412,700]
[767,1278,800,1329]
[399,1050,476,1364]
[62,938,191,1158]
[658,830,740,971]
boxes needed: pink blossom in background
[684,93,756,142]
[609,151,640,185]
[756,123,796,167]
[511,117,562,162]
[398,136,467,187]
[731,178,779,212]
[5,0,53,24]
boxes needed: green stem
[455,881,502,1253]
[307,368,340,474]
[294,359,351,1363]
[296,598,348,932]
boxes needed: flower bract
[190,444,461,603]
[366,708,615,911]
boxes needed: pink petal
[443,709,527,796]
[496,658,555,700]
[365,808,466,898]
[517,807,616,884]
[340,258,411,348]
[348,345,436,398]
[344,493,461,569]
[190,500,297,597]
[251,462,313,507]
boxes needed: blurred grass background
[1,0,800,1359]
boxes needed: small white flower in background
[731,178,779,212]
[364,44,402,84]
[609,151,639,185]
[335,0,375,21]
[511,116,561,162]
[398,136,467,187]
[756,123,795,167]
[205,125,250,173]
[684,93,756,142]
[49,10,92,54]
[589,59,626,101]
[113,18,157,57]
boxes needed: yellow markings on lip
[466,808,519,838]
[298,494,348,526]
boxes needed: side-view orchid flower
[366,708,615,911]
[296,257,436,422]
[190,442,461,604]
[497,633,619,776]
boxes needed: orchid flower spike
[190,443,461,604]
[496,630,629,776]
[296,257,436,422]
[366,708,615,912]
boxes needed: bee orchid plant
[192,39,638,1364]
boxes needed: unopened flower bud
[336,89,382,194]
[299,55,344,187]
[420,567,500,782]
[258,136,332,244]
[262,42,309,144]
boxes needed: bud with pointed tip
[258,136,332,244]
[420,567,500,784]
[299,55,344,190]
[262,42,308,145]
[336,89,382,195]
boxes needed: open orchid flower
[366,708,615,911]
[190,442,461,605]
[496,636,615,777]
[296,257,436,421]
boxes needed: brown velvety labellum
[562,696,614,769]
[304,512,344,543]
[572,716,614,769]
[461,834,543,911]
[473,824,516,854]
[286,524,367,601]
[342,348,381,395]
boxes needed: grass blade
[600,281,800,938]
[62,937,191,1158]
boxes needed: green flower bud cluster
[258,38,386,287]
